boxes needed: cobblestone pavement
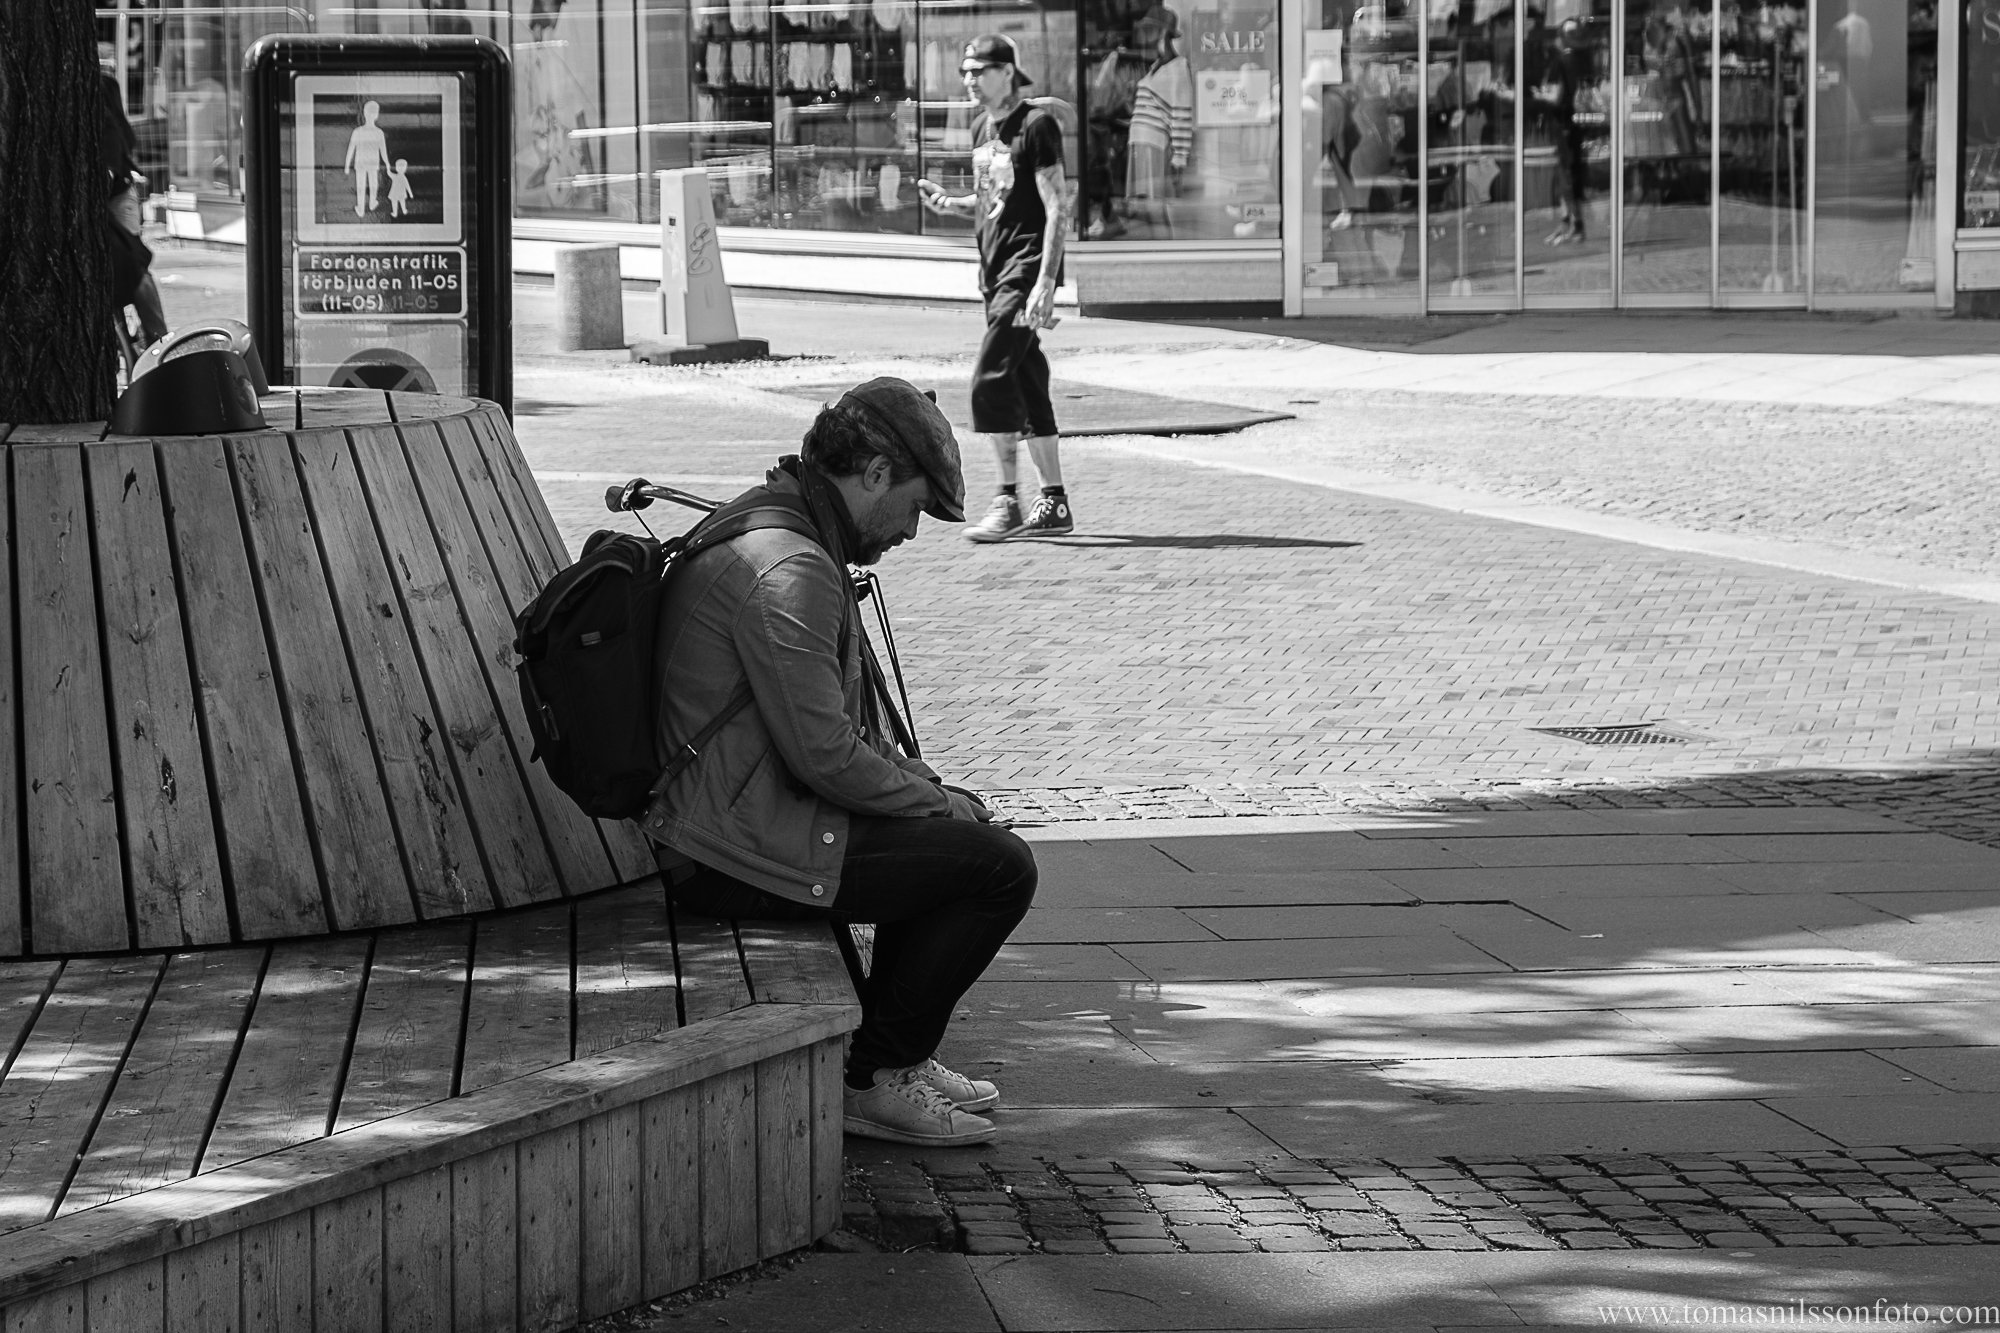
[516,370,2000,847]
[1083,390,2000,581]
[840,1146,2000,1256]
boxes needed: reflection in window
[1427,0,1519,299]
[1303,0,1423,298]
[1083,0,1278,240]
[1818,0,1932,292]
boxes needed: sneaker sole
[951,1092,999,1113]
[842,1114,996,1146]
[1010,526,1074,539]
[963,526,1024,543]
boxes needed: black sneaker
[1015,492,1074,538]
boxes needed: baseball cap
[836,378,966,522]
[960,34,1034,86]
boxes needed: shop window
[1818,0,1934,292]
[922,0,1081,240]
[1083,0,1278,240]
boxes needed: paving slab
[1047,871,1423,910]
[1617,1001,2000,1052]
[1583,809,1927,836]
[1373,1050,1945,1104]
[1873,1046,2000,1092]
[932,1106,1287,1165]
[1684,833,2000,865]
[1272,967,1812,1014]
[1238,1099,1835,1158]
[1009,908,1222,945]
[1343,811,1634,839]
[960,1248,1999,1331]
[1755,1092,2000,1147]
[1433,835,1746,868]
[1111,936,1509,982]
[1702,862,2000,895]
[1179,904,1540,942]
[1152,834,1483,874]
[987,944,1157,983]
[613,1253,1002,1332]
[1380,865,1754,901]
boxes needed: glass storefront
[1294,0,1937,308]
[98,0,1949,309]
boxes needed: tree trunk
[0,0,117,425]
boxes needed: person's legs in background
[965,291,1070,541]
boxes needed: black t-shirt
[971,101,1064,295]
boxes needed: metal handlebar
[605,477,720,515]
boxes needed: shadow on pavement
[1036,534,1363,551]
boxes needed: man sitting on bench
[642,377,1037,1147]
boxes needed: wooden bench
[0,391,860,1329]
[0,887,859,1331]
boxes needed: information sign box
[245,36,510,412]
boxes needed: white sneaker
[917,1057,999,1112]
[844,1066,997,1146]
[964,492,1024,543]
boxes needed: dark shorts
[970,287,1059,438]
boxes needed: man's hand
[1024,278,1059,330]
[941,785,994,822]
[918,178,969,216]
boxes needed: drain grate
[1530,723,1703,746]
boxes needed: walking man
[918,35,1074,541]
[644,377,1038,1147]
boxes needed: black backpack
[513,494,819,820]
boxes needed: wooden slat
[450,1147,516,1333]
[2,1288,83,1333]
[62,950,263,1216]
[580,1105,642,1320]
[669,907,751,1024]
[256,390,301,431]
[230,430,414,931]
[156,439,324,938]
[383,1166,450,1333]
[0,958,162,1234]
[87,442,230,948]
[292,428,494,920]
[345,423,557,910]
[86,1262,162,1332]
[0,452,19,955]
[239,1215,311,1333]
[335,922,469,1132]
[640,1085,699,1298]
[757,1049,814,1257]
[14,445,125,952]
[386,393,478,422]
[698,1066,757,1279]
[457,903,572,1096]
[201,939,367,1172]
[312,1189,383,1333]
[517,1124,580,1333]
[164,1235,238,1333]
[298,388,393,430]
[0,963,60,1076]
[439,413,656,885]
[465,407,567,575]
[574,885,677,1058]
[809,1037,842,1239]
[736,922,858,1006]
[395,417,612,893]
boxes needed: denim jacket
[639,465,948,903]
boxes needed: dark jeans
[970,288,1058,438]
[659,817,1037,1080]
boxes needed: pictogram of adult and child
[343,100,415,219]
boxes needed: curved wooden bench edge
[0,998,860,1307]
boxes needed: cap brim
[924,489,965,523]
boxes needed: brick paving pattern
[838,1147,2000,1255]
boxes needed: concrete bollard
[554,244,625,351]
